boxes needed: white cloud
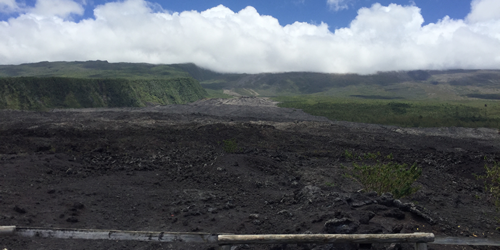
[0,0,21,13]
[0,0,83,18]
[0,0,499,74]
[29,0,84,18]
[466,0,500,23]
[327,0,349,11]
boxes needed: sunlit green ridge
[0,61,208,110]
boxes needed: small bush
[324,182,336,187]
[476,161,500,208]
[351,161,421,199]
[343,150,355,160]
[222,138,239,153]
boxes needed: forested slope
[0,77,207,110]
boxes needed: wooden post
[415,243,427,250]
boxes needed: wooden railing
[218,233,434,250]
[2,225,498,249]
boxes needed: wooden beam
[432,236,500,246]
[7,227,218,244]
[217,233,435,245]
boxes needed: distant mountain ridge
[1,61,499,109]
[193,67,500,100]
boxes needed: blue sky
[136,0,472,28]
[1,0,473,29]
[0,0,499,73]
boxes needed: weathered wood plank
[12,227,218,243]
[20,226,500,248]
[0,226,15,235]
[432,236,500,246]
[217,233,435,245]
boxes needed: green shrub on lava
[222,138,240,153]
[350,160,422,199]
[476,161,500,209]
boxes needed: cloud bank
[0,0,499,74]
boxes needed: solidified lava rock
[324,218,359,234]
[0,105,499,250]
[66,217,79,223]
[72,202,85,210]
[358,211,375,224]
[383,208,406,220]
[13,205,26,214]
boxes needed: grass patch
[221,138,240,153]
[350,161,421,199]
[350,95,404,100]
[476,161,500,209]
[466,94,500,100]
[343,151,421,199]
[273,95,500,129]
[204,89,234,99]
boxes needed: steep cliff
[0,77,207,110]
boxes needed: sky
[0,0,499,74]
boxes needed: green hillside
[0,61,208,110]
[2,61,499,113]
[0,77,207,110]
[0,61,191,79]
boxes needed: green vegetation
[3,62,500,116]
[0,61,191,79]
[343,150,392,161]
[476,161,500,209]
[221,138,240,153]
[466,94,500,100]
[0,61,211,110]
[274,95,500,129]
[185,66,500,99]
[350,95,404,100]
[344,151,421,198]
[0,77,207,110]
[351,161,421,198]
[204,89,233,99]
[324,181,336,187]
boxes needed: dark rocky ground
[1,97,500,250]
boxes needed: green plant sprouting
[222,138,240,153]
[324,181,336,187]
[476,161,500,209]
[343,150,384,161]
[349,161,422,199]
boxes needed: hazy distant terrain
[1,61,499,129]
[193,67,500,100]
[2,61,499,101]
